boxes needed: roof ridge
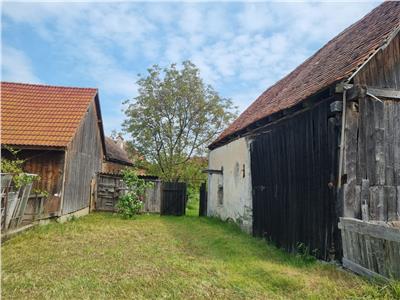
[254,2,398,107]
[1,81,98,91]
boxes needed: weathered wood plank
[386,186,397,221]
[384,102,395,185]
[397,186,400,221]
[368,87,400,99]
[356,92,367,184]
[361,179,370,221]
[394,104,400,185]
[374,99,385,186]
[365,97,376,185]
[369,186,386,221]
[343,103,359,218]
[342,258,388,281]
[340,218,400,243]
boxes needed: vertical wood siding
[160,182,187,216]
[354,34,400,89]
[342,96,400,221]
[62,101,103,214]
[22,150,65,215]
[250,100,340,260]
[343,33,400,221]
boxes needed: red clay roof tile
[1,82,98,147]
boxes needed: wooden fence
[339,217,400,279]
[94,173,186,216]
[1,173,40,233]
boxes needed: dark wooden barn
[207,1,400,266]
[1,82,106,219]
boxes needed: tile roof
[105,137,133,165]
[211,1,400,149]
[1,82,98,147]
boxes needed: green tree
[123,61,236,181]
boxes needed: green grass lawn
[2,212,399,299]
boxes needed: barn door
[251,100,340,260]
[160,182,187,216]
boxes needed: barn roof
[1,82,102,148]
[104,137,133,166]
[210,1,400,149]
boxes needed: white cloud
[1,1,382,133]
[237,3,274,33]
[1,45,40,83]
[179,4,203,35]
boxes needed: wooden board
[339,217,400,279]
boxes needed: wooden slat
[386,186,397,221]
[339,217,400,242]
[343,103,360,218]
[251,100,340,260]
[342,258,387,281]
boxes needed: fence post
[199,182,207,216]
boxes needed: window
[218,184,223,205]
[218,166,224,205]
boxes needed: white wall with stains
[207,137,253,233]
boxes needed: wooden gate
[251,100,340,260]
[199,182,207,216]
[161,182,187,216]
[95,173,125,212]
[339,217,400,279]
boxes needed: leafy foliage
[0,146,39,188]
[117,168,152,218]
[123,61,236,181]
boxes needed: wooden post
[343,100,360,218]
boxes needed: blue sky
[1,1,380,135]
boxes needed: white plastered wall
[207,137,253,233]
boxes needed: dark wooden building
[207,2,400,261]
[1,82,106,218]
[102,136,133,174]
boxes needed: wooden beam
[339,217,400,243]
[367,87,400,99]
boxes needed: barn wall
[250,99,340,260]
[23,150,65,216]
[354,34,400,89]
[62,101,103,214]
[2,149,65,215]
[343,34,400,221]
[207,137,253,233]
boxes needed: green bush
[117,169,152,218]
[0,146,40,188]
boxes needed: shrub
[117,169,152,218]
[1,146,40,188]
